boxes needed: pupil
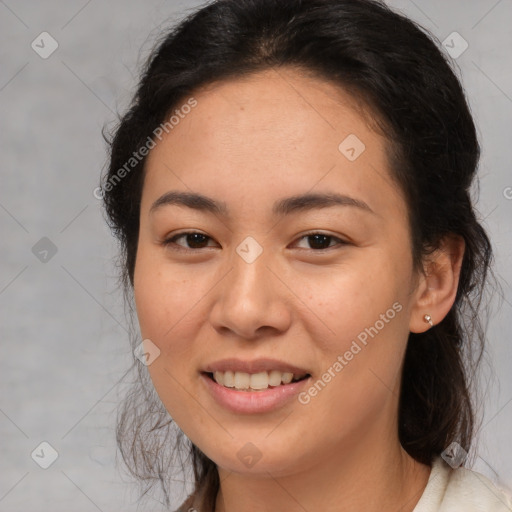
[309,234,330,249]
[188,233,207,248]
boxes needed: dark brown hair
[100,0,499,509]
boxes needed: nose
[209,244,292,340]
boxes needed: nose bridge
[227,238,273,309]
[209,236,291,337]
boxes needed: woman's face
[134,68,423,475]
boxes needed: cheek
[133,250,187,347]
[133,254,205,424]
[133,250,216,362]
[301,251,400,337]
[301,252,409,392]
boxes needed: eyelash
[161,230,349,252]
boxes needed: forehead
[142,67,405,222]
[180,67,378,156]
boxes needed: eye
[161,231,218,251]
[161,230,348,252]
[292,232,348,251]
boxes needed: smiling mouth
[203,371,311,392]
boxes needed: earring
[424,314,433,327]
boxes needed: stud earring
[424,314,433,327]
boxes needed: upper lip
[202,358,311,376]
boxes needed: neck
[213,427,431,512]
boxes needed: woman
[100,0,512,510]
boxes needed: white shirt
[175,456,512,511]
[413,457,512,511]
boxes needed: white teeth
[222,371,234,387]
[234,371,250,389]
[281,372,293,384]
[250,371,270,390]
[213,371,225,386]
[211,370,307,391]
[268,370,283,387]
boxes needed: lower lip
[200,372,311,414]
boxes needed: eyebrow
[149,190,377,217]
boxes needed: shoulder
[414,456,512,512]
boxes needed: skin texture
[133,67,465,512]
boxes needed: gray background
[1,1,511,510]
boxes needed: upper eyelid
[164,230,348,249]
[165,231,219,248]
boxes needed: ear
[409,234,465,333]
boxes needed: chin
[202,440,304,477]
